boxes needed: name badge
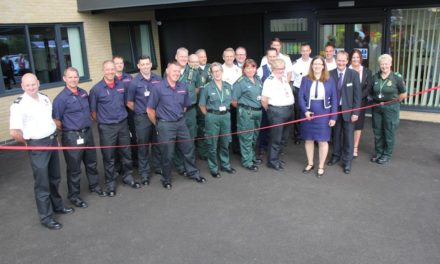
[347,83,353,87]
[257,96,262,101]
[77,138,84,145]
[144,91,150,97]
[219,106,226,111]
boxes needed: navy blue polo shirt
[127,73,162,114]
[147,79,190,122]
[52,87,93,131]
[89,79,127,124]
[117,72,133,90]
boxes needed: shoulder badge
[236,76,244,83]
[13,96,23,104]
[395,72,402,78]
[38,92,48,97]
[268,75,274,80]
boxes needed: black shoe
[370,155,382,163]
[327,157,340,166]
[70,198,88,208]
[279,160,286,165]
[195,177,207,183]
[302,164,314,174]
[107,190,116,197]
[154,170,163,175]
[54,207,75,215]
[90,188,107,197]
[376,156,390,165]
[343,164,351,174]
[210,172,221,178]
[141,179,150,186]
[178,170,188,177]
[316,168,325,178]
[267,163,283,171]
[253,159,263,165]
[162,182,172,190]
[123,180,141,189]
[220,167,236,174]
[41,219,63,230]
[245,165,259,172]
[294,139,301,145]
[199,156,208,161]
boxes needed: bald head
[188,54,200,68]
[21,73,40,98]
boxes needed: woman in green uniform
[232,59,263,172]
[199,62,236,178]
[370,54,407,165]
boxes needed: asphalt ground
[0,118,439,264]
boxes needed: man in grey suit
[327,51,361,174]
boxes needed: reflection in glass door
[319,23,382,73]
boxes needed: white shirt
[262,75,294,106]
[292,57,312,88]
[325,58,337,71]
[222,64,242,86]
[10,92,56,140]
[309,80,326,100]
[260,53,293,74]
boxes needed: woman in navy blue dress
[298,56,338,177]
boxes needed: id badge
[378,94,384,99]
[77,137,84,145]
[144,90,150,97]
[219,106,227,112]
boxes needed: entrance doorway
[319,23,382,73]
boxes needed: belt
[207,109,229,115]
[238,104,261,111]
[186,104,197,111]
[269,104,294,108]
[158,117,184,122]
[65,127,90,133]
[27,132,57,142]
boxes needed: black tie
[314,80,319,98]
[337,72,343,101]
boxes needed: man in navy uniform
[147,61,206,189]
[127,55,162,185]
[10,73,74,230]
[327,51,361,174]
[89,60,141,197]
[52,67,106,209]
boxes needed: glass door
[319,23,382,73]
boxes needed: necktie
[314,80,319,98]
[337,72,343,101]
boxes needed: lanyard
[214,82,224,104]
[378,78,388,95]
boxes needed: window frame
[0,23,89,97]
[109,21,157,73]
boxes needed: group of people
[9,38,407,230]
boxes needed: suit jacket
[298,76,338,120]
[360,67,373,103]
[330,68,361,121]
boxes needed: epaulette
[236,76,244,83]
[394,72,402,78]
[13,96,23,104]
[267,75,274,80]
[38,92,48,97]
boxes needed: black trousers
[134,113,161,180]
[292,87,301,140]
[156,118,200,184]
[331,113,355,163]
[27,134,64,223]
[267,105,294,167]
[61,128,100,201]
[98,119,134,191]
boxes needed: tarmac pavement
[0,118,439,264]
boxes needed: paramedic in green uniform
[199,62,236,178]
[195,49,211,161]
[232,59,263,172]
[173,48,203,174]
[370,54,407,165]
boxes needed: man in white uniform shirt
[324,44,337,71]
[9,73,74,230]
[291,43,313,144]
[261,59,295,171]
[222,47,242,85]
[260,38,293,81]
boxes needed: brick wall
[0,0,161,143]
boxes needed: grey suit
[329,68,361,164]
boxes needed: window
[0,23,88,95]
[270,18,308,32]
[390,7,440,108]
[109,21,157,73]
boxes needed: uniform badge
[226,90,230,95]
[387,81,392,86]
[13,96,23,104]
